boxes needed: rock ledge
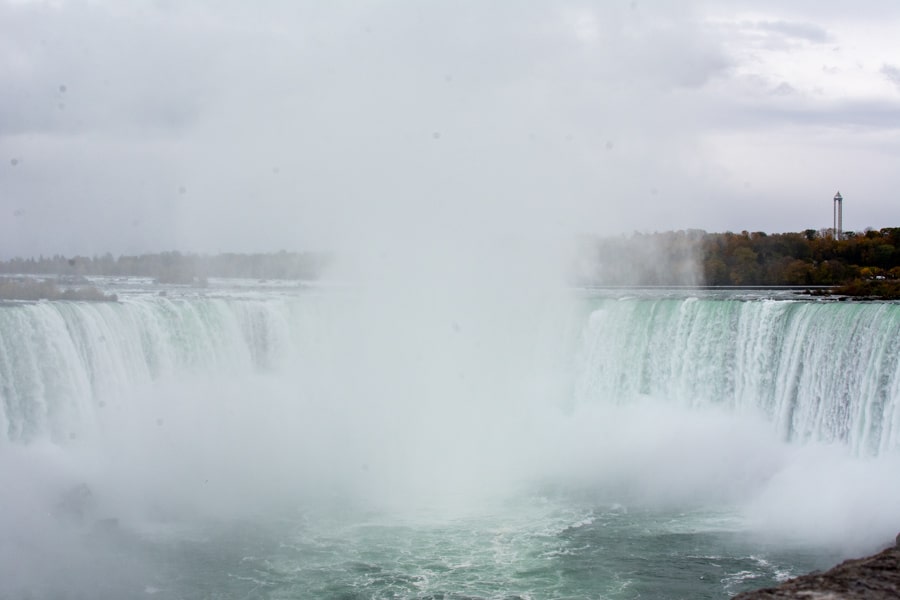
[734,536,900,599]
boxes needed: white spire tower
[833,191,843,240]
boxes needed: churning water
[2,281,899,599]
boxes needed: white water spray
[2,289,900,587]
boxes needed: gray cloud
[770,82,798,96]
[1,0,899,259]
[754,20,832,43]
[748,100,900,130]
[883,64,900,91]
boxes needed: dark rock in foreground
[735,536,900,599]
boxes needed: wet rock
[735,537,900,599]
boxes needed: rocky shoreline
[735,536,900,599]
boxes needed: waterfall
[0,296,314,444]
[575,297,900,455]
[3,292,899,458]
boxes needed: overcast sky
[2,0,900,258]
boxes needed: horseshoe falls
[575,295,900,455]
[2,283,900,599]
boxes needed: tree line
[702,228,900,286]
[579,227,900,289]
[4,227,900,292]
[0,250,330,284]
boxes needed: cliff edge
[734,535,900,599]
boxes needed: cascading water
[1,283,899,599]
[0,295,312,443]
[574,294,900,456]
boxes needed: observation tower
[833,191,843,240]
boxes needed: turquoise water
[1,281,898,599]
[15,497,843,599]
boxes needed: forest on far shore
[2,228,900,299]
[0,250,329,284]
[579,227,900,296]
